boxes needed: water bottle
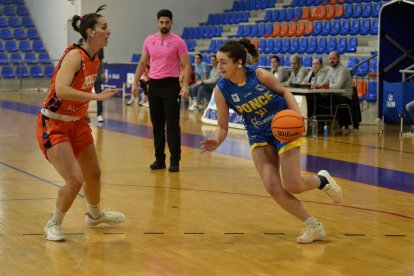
[311,118,318,137]
[323,121,329,137]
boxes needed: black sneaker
[150,161,166,170]
[168,164,179,172]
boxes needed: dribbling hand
[200,139,219,153]
[98,88,121,100]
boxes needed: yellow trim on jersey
[237,82,246,86]
[249,137,306,153]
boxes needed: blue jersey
[217,66,287,136]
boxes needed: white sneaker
[188,102,198,111]
[44,220,65,241]
[297,223,326,244]
[97,115,104,122]
[126,96,136,105]
[143,102,149,107]
[318,170,342,204]
[85,209,125,227]
[138,98,146,106]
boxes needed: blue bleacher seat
[316,38,327,54]
[8,16,21,27]
[257,24,266,37]
[356,58,369,77]
[366,80,377,103]
[263,23,273,37]
[360,19,370,35]
[281,39,291,54]
[18,40,31,52]
[321,21,331,36]
[16,65,29,78]
[242,25,251,37]
[232,25,244,38]
[0,17,7,27]
[0,28,12,40]
[0,41,4,52]
[30,65,44,78]
[327,37,337,53]
[0,53,8,65]
[298,38,308,54]
[289,37,299,54]
[352,4,362,18]
[347,57,358,75]
[293,7,302,21]
[349,19,360,36]
[370,19,378,35]
[3,5,16,16]
[273,39,282,53]
[44,65,55,78]
[24,53,37,65]
[258,39,266,52]
[13,28,26,40]
[16,5,28,16]
[249,24,258,37]
[369,57,378,76]
[22,16,33,27]
[361,2,372,18]
[306,38,317,54]
[10,52,22,64]
[1,66,15,78]
[278,9,286,22]
[5,40,17,52]
[371,2,381,17]
[339,20,350,35]
[32,40,45,52]
[259,55,267,67]
[284,56,291,67]
[264,39,274,54]
[131,53,140,62]
[330,20,341,36]
[204,40,216,53]
[39,53,51,64]
[303,56,312,68]
[259,10,272,22]
[343,4,353,19]
[337,37,347,54]
[286,8,295,22]
[312,21,322,36]
[271,10,279,22]
[347,37,358,53]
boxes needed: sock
[304,216,319,226]
[50,208,66,224]
[317,175,329,190]
[87,203,101,219]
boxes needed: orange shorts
[35,113,93,159]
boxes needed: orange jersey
[42,44,99,117]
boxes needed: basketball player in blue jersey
[201,40,342,244]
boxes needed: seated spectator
[286,54,308,85]
[189,54,221,111]
[316,51,355,128]
[127,64,150,106]
[303,57,327,117]
[189,53,210,110]
[270,55,289,82]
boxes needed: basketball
[271,110,305,143]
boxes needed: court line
[1,100,413,194]
[0,161,85,198]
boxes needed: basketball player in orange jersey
[35,5,125,241]
[201,39,342,243]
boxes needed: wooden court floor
[0,90,413,275]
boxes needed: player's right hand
[98,88,121,100]
[200,139,219,153]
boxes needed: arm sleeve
[177,38,189,57]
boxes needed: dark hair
[271,55,280,63]
[71,5,106,43]
[218,39,259,65]
[211,54,217,59]
[157,9,173,20]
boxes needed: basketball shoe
[85,209,125,227]
[297,223,326,244]
[44,220,65,241]
[318,170,342,204]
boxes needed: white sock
[50,208,66,224]
[304,216,319,226]
[87,203,101,219]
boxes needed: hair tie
[79,16,83,22]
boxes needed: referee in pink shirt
[132,9,191,172]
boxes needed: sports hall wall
[24,0,233,63]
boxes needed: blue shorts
[248,132,305,154]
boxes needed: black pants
[94,80,103,116]
[148,78,181,165]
